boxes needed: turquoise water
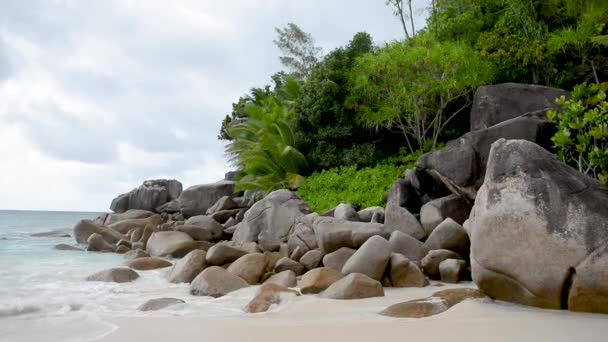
[0,210,257,341]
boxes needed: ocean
[0,210,267,341]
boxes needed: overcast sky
[0,0,429,212]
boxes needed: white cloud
[0,0,429,211]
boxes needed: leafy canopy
[347,35,494,152]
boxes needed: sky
[0,0,429,212]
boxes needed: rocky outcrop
[74,219,123,244]
[321,273,384,300]
[138,298,185,311]
[190,266,248,297]
[416,111,555,201]
[232,190,310,249]
[125,257,172,271]
[110,179,182,213]
[86,267,139,283]
[179,181,236,217]
[146,231,195,258]
[470,83,568,131]
[168,250,207,284]
[469,139,608,313]
[342,236,391,281]
[380,288,484,318]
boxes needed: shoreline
[94,298,608,342]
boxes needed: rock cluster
[68,83,608,315]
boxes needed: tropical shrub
[547,82,608,184]
[225,77,308,194]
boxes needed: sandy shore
[92,283,608,342]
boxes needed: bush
[297,163,408,213]
[547,82,608,184]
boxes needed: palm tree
[225,78,307,194]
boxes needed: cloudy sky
[0,0,429,211]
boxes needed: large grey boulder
[146,231,195,257]
[287,221,318,254]
[206,244,248,265]
[299,267,344,294]
[179,181,236,218]
[342,236,391,281]
[416,111,556,200]
[227,253,268,284]
[110,179,182,213]
[388,231,428,262]
[321,273,384,300]
[322,247,356,272]
[299,249,323,270]
[232,190,310,249]
[439,259,468,283]
[168,250,207,284]
[386,178,421,214]
[313,216,388,254]
[86,267,139,283]
[190,266,248,297]
[389,254,428,288]
[424,218,470,255]
[74,219,123,244]
[420,195,470,236]
[469,139,608,313]
[178,215,224,241]
[333,204,360,222]
[275,257,305,276]
[86,233,115,252]
[206,196,239,215]
[384,204,426,240]
[264,270,297,288]
[470,83,568,131]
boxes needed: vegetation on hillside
[219,0,608,204]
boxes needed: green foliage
[347,35,494,152]
[225,77,308,194]
[428,0,608,88]
[295,32,400,171]
[297,163,407,213]
[274,23,322,80]
[547,82,608,183]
